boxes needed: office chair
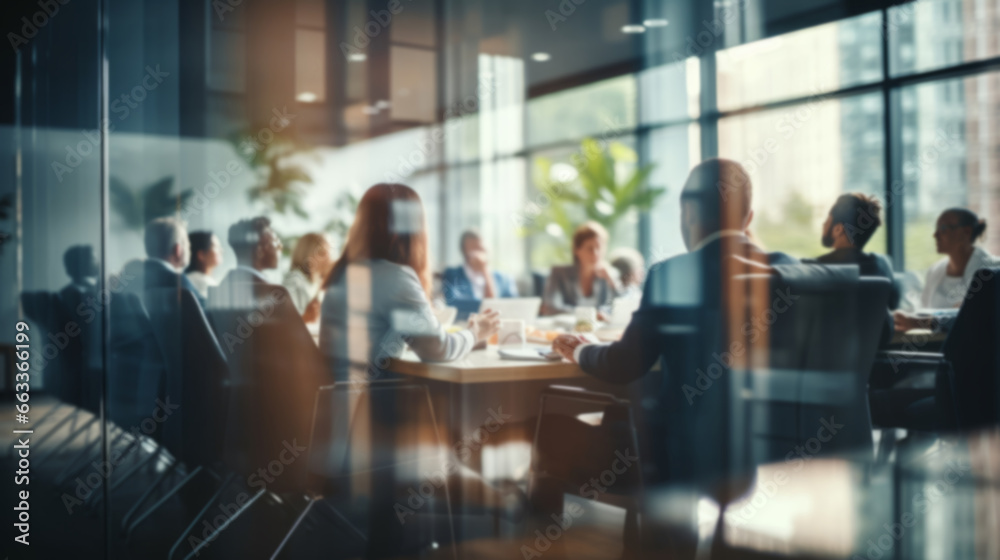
[271,378,458,560]
[169,284,327,559]
[870,266,1000,437]
[526,385,644,556]
[120,288,229,535]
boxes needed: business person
[807,193,900,309]
[552,158,797,381]
[320,184,499,381]
[442,229,518,319]
[59,245,99,302]
[212,216,284,307]
[283,233,335,323]
[894,208,997,331]
[184,230,222,299]
[542,221,621,316]
[609,247,645,297]
[139,217,206,308]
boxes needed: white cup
[498,319,526,348]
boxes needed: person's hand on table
[552,333,587,363]
[468,308,501,344]
[892,310,932,332]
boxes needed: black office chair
[870,267,1000,436]
[168,284,327,559]
[526,386,644,556]
[271,379,458,560]
[121,288,229,536]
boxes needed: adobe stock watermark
[853,451,969,559]
[382,75,496,183]
[682,286,800,404]
[183,439,307,555]
[544,0,587,31]
[394,406,512,524]
[215,287,290,354]
[61,397,180,513]
[725,416,845,526]
[339,0,415,60]
[519,448,639,559]
[179,106,295,220]
[670,0,747,62]
[7,0,71,52]
[51,65,170,182]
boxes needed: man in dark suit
[807,193,900,309]
[140,217,207,308]
[552,158,797,382]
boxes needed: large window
[718,93,886,258]
[900,72,1000,273]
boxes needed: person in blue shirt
[442,229,518,319]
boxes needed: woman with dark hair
[541,221,621,316]
[915,208,997,310]
[184,230,222,298]
[319,184,499,381]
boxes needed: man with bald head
[553,157,796,380]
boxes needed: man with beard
[808,193,900,309]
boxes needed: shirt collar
[463,264,486,284]
[691,230,749,253]
[149,258,180,273]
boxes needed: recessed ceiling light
[531,52,551,62]
[296,92,317,103]
[621,24,646,34]
[643,19,669,27]
[348,52,367,62]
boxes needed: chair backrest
[728,266,885,479]
[942,267,1000,429]
[205,280,327,492]
[307,379,454,555]
[107,291,167,432]
[21,291,86,406]
[142,287,229,464]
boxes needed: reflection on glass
[526,75,637,149]
[889,0,1000,77]
[716,11,882,111]
[900,72,1000,273]
[719,93,886,259]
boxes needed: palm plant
[231,129,316,219]
[109,176,192,230]
[525,137,662,263]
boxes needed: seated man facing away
[214,216,284,306]
[139,217,206,308]
[806,193,900,309]
[552,157,797,381]
[442,229,518,319]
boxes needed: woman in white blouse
[320,183,499,382]
[184,230,222,298]
[283,233,335,323]
[919,208,997,309]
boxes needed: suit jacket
[442,265,519,318]
[543,263,621,314]
[142,259,207,308]
[807,248,900,309]
[577,234,797,383]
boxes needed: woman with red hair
[320,183,499,382]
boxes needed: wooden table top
[387,346,588,384]
[890,328,948,347]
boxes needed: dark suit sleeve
[576,269,662,385]
[181,274,207,309]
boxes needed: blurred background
[1,0,998,557]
